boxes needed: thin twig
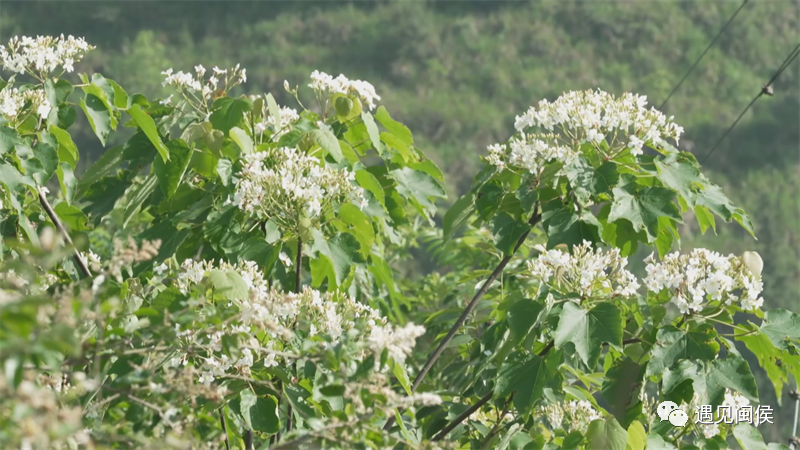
[480,395,514,450]
[38,191,92,278]
[384,207,541,431]
[432,340,555,441]
[219,408,231,450]
[433,392,493,441]
[295,237,302,294]
[244,430,253,450]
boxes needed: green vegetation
[3,0,798,444]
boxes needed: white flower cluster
[161,64,246,114]
[309,70,381,111]
[644,249,764,314]
[527,241,640,299]
[0,35,94,75]
[485,134,577,176]
[253,103,299,142]
[0,87,50,122]
[513,89,684,156]
[367,322,426,363]
[541,399,602,433]
[173,259,397,386]
[232,147,368,224]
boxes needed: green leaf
[237,390,280,435]
[80,94,111,145]
[78,145,124,191]
[0,127,22,155]
[128,104,169,163]
[646,434,677,450]
[654,216,679,259]
[309,230,361,289]
[506,299,543,340]
[693,205,716,234]
[238,238,281,276]
[153,140,192,199]
[555,301,623,368]
[53,202,89,231]
[565,157,618,204]
[476,183,504,220]
[654,153,704,207]
[545,207,602,250]
[368,256,398,297]
[208,269,249,301]
[585,416,628,450]
[443,193,475,242]
[122,174,158,228]
[733,423,767,450]
[56,163,77,205]
[646,325,719,376]
[737,329,792,400]
[490,212,531,255]
[265,93,281,128]
[210,96,252,134]
[44,78,74,106]
[151,287,184,311]
[312,124,343,162]
[81,173,132,224]
[381,131,414,162]
[355,169,385,207]
[390,167,446,215]
[608,183,682,242]
[31,133,59,185]
[375,106,413,146]
[759,309,800,350]
[494,352,550,414]
[626,421,647,450]
[336,203,374,258]
[701,355,759,405]
[108,79,129,109]
[392,360,412,396]
[48,125,79,169]
[361,111,383,154]
[602,358,645,426]
[216,158,233,186]
[138,221,190,263]
[229,127,253,155]
[695,182,755,237]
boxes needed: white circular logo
[656,401,679,421]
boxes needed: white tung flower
[309,70,381,111]
[527,240,640,299]
[0,35,94,75]
[644,249,764,313]
[232,147,367,224]
[368,322,426,363]
[512,89,684,155]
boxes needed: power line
[702,41,800,163]
[659,0,750,110]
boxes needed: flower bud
[742,251,763,277]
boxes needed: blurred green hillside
[3,0,799,440]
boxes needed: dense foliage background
[2,0,798,446]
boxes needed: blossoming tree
[1,36,798,450]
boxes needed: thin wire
[791,390,799,450]
[659,0,750,110]
[702,42,800,163]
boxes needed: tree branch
[39,191,91,279]
[431,339,554,441]
[219,409,231,450]
[433,392,493,441]
[385,207,541,431]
